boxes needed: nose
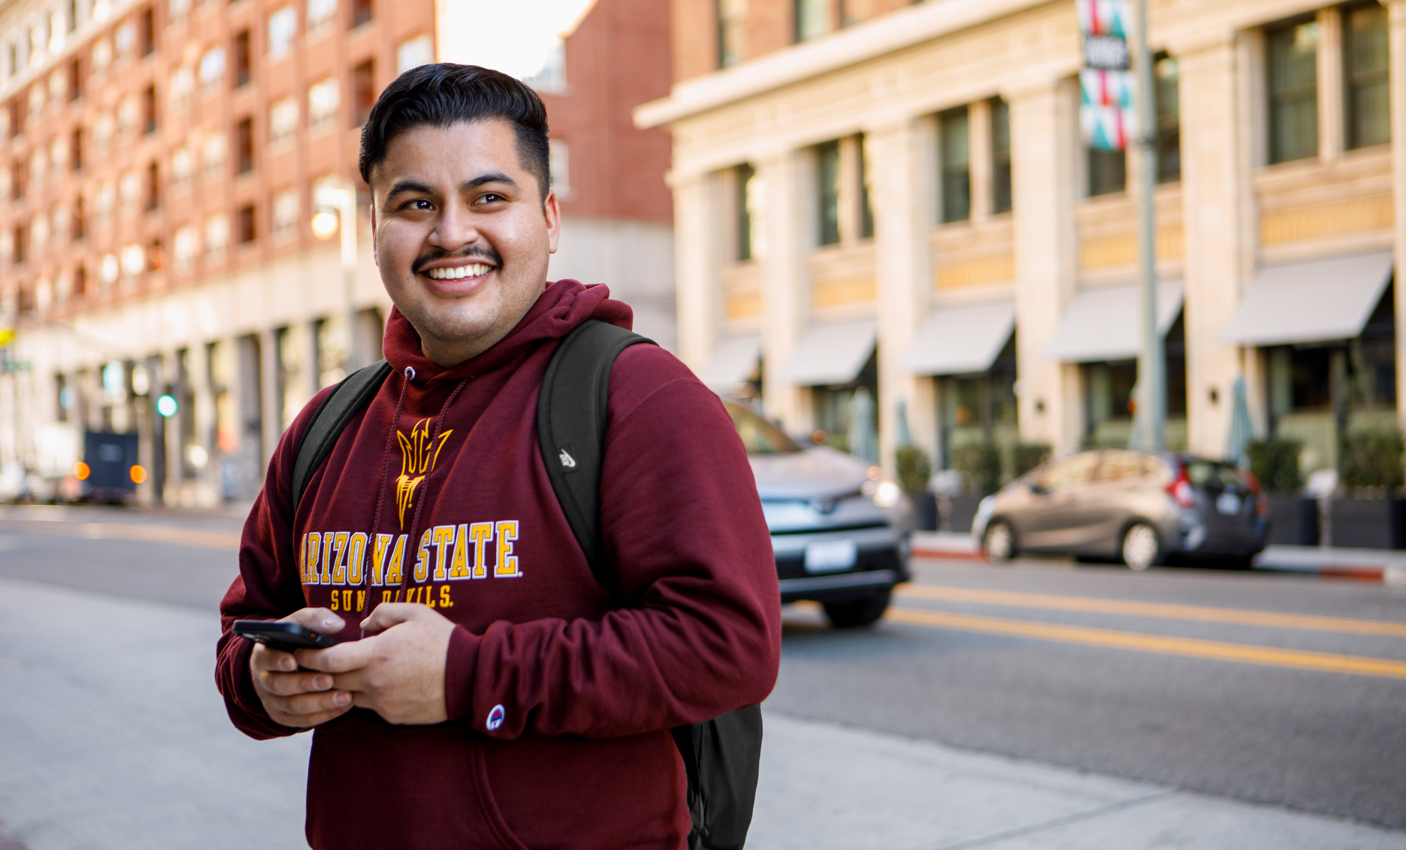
[428,199,481,251]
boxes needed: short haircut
[358,64,551,200]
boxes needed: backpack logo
[559,449,577,469]
[395,419,454,528]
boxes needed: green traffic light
[156,394,178,417]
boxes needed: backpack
[290,319,763,850]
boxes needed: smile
[425,263,493,280]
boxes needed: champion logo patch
[486,704,506,731]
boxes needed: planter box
[941,493,985,534]
[1266,496,1316,546]
[913,492,939,531]
[1269,494,1406,550]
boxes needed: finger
[250,643,299,673]
[268,688,353,718]
[359,603,425,633]
[281,607,345,634]
[295,639,376,674]
[270,705,352,729]
[256,669,337,697]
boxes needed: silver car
[972,449,1270,570]
[725,402,914,627]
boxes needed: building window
[238,204,256,244]
[268,6,297,60]
[718,0,746,68]
[991,97,1012,214]
[308,77,340,130]
[1087,146,1125,197]
[796,0,829,42]
[14,225,25,264]
[68,58,81,102]
[73,195,84,240]
[74,263,87,295]
[143,85,158,134]
[397,34,433,74]
[146,161,160,210]
[170,0,191,21]
[198,46,225,92]
[1153,55,1181,182]
[269,97,298,145]
[139,7,155,56]
[271,187,299,239]
[939,106,971,223]
[173,224,199,271]
[169,66,193,112]
[548,138,570,198]
[1268,19,1319,164]
[351,0,371,28]
[1346,3,1390,150]
[736,163,755,261]
[202,132,227,179]
[815,140,840,246]
[235,117,254,174]
[71,128,82,171]
[233,30,251,87]
[308,0,337,33]
[205,214,229,259]
[858,135,873,239]
[353,60,375,127]
[170,146,191,187]
[12,159,25,200]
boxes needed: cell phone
[232,620,342,651]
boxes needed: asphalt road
[3,505,1405,831]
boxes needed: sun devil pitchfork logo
[395,418,454,528]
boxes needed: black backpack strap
[291,359,394,515]
[536,320,653,589]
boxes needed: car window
[724,401,801,455]
[1093,450,1147,483]
[1186,459,1244,492]
[1036,452,1100,493]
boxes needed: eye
[477,192,506,204]
[400,198,433,211]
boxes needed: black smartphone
[232,620,342,651]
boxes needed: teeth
[427,264,491,280]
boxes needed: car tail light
[1244,469,1268,518]
[1167,467,1195,508]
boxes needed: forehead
[373,119,523,188]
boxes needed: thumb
[359,602,425,634]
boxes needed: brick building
[641,0,1406,485]
[0,0,673,504]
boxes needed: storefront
[778,321,878,451]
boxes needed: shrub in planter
[1339,427,1405,490]
[953,441,1002,495]
[1246,437,1305,494]
[1012,442,1052,479]
[895,445,932,495]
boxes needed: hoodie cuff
[444,625,481,722]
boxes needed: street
[2,505,1405,848]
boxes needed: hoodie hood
[381,279,634,383]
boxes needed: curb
[911,545,985,563]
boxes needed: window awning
[899,301,1015,375]
[778,321,876,386]
[1044,280,1184,362]
[697,336,762,390]
[1221,251,1393,346]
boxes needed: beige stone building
[0,0,674,504]
[641,0,1406,484]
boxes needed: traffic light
[156,394,178,417]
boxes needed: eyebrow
[383,173,519,202]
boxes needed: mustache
[412,246,503,275]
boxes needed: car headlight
[863,479,902,508]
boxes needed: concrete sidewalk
[913,530,1406,584]
[1,576,1402,850]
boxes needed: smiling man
[214,65,780,849]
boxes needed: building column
[670,171,723,374]
[1387,0,1406,433]
[757,149,811,434]
[187,341,217,505]
[1007,79,1078,454]
[260,328,281,469]
[163,350,183,506]
[1178,33,1254,457]
[866,116,936,471]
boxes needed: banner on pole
[1080,68,1135,151]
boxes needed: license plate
[805,540,857,573]
[1216,491,1242,516]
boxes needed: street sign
[0,328,14,347]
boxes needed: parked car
[971,449,1269,570]
[724,401,914,627]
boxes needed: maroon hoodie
[215,281,781,850]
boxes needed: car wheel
[983,520,1016,563]
[1121,523,1162,571]
[823,589,891,629]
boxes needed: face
[370,119,559,367]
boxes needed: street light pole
[1133,0,1165,451]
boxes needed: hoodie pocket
[306,718,529,850]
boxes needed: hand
[249,608,353,728]
[296,603,456,725]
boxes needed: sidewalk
[1,575,1402,850]
[913,530,1406,585]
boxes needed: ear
[369,196,379,267]
[543,188,560,255]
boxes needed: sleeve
[213,387,336,740]
[443,351,783,739]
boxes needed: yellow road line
[886,606,1406,680]
[897,584,1406,638]
[0,520,240,551]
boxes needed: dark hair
[358,64,551,199]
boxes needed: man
[215,64,781,849]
